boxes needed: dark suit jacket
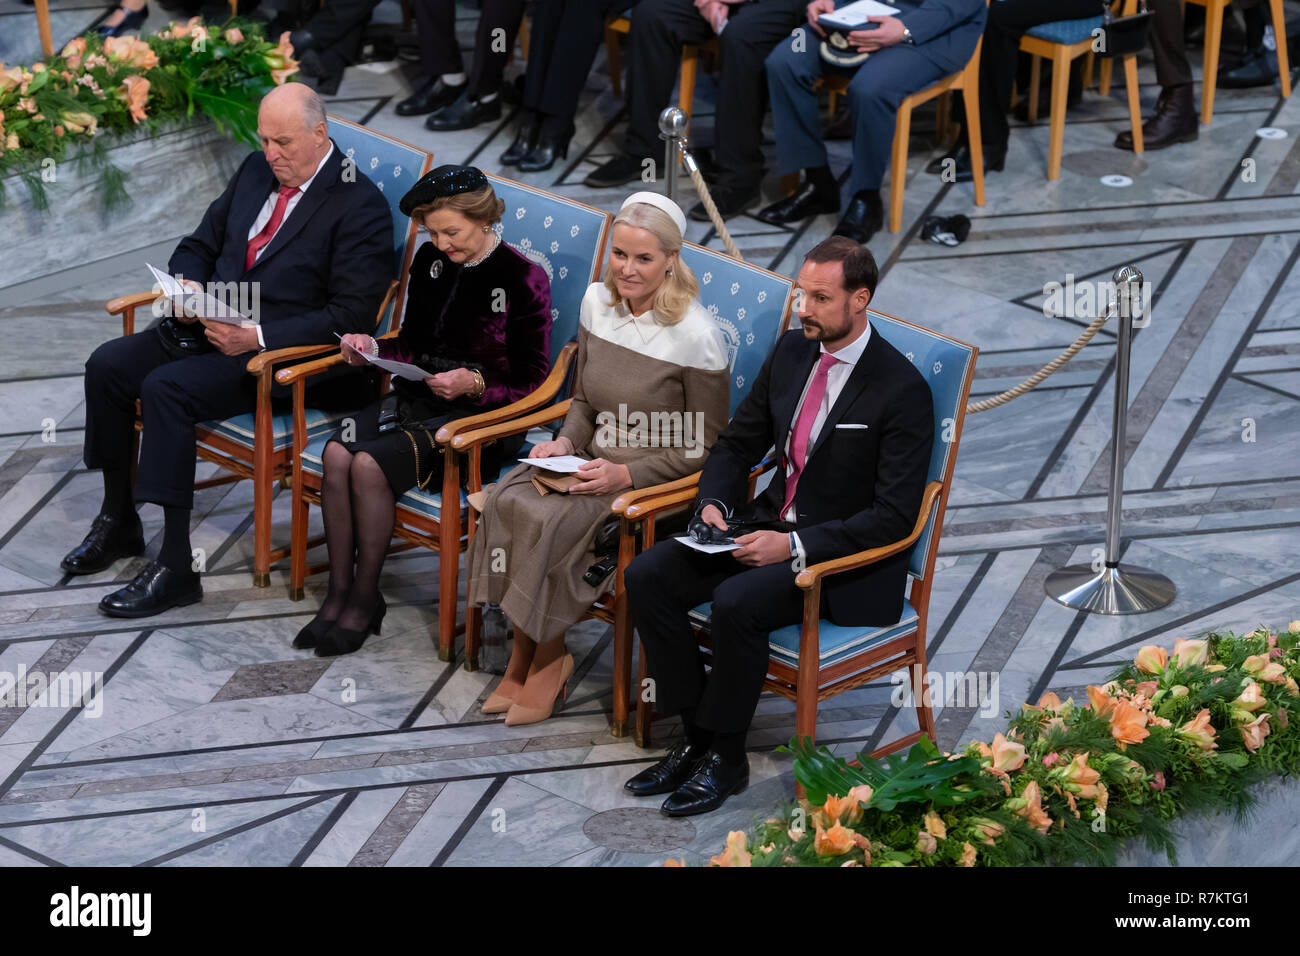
[697,326,934,625]
[168,139,394,353]
[892,0,987,71]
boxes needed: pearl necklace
[463,231,500,268]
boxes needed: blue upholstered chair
[283,175,611,662]
[1019,0,1144,179]
[633,311,977,753]
[105,115,429,588]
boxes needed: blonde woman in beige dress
[466,192,730,727]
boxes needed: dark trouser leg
[765,26,831,177]
[1148,0,1194,87]
[413,0,464,80]
[83,328,173,487]
[622,0,714,160]
[527,0,626,137]
[306,0,382,75]
[466,0,527,98]
[709,0,805,192]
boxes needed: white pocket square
[835,423,870,430]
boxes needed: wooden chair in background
[1184,0,1291,124]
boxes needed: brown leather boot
[1115,84,1198,151]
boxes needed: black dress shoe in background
[60,513,145,576]
[517,134,570,173]
[500,118,541,165]
[688,183,759,222]
[756,180,840,225]
[951,142,1006,183]
[583,152,644,189]
[98,560,202,619]
[397,77,468,117]
[1219,48,1276,89]
[832,189,884,244]
[624,739,707,796]
[288,29,314,55]
[1115,83,1197,151]
[925,140,964,175]
[426,92,502,131]
[660,750,749,817]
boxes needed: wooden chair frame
[620,310,977,754]
[1184,0,1291,125]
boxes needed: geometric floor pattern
[1,0,1298,865]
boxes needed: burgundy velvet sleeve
[474,264,552,408]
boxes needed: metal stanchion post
[658,106,689,203]
[1045,266,1177,614]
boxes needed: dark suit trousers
[627,534,822,735]
[83,329,258,511]
[622,0,805,191]
[414,0,526,96]
[1148,0,1193,88]
[304,0,383,75]
[977,0,1100,150]
[523,0,630,137]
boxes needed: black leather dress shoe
[624,739,707,796]
[583,152,643,189]
[661,750,749,817]
[99,560,202,618]
[397,77,468,117]
[688,184,759,222]
[925,141,963,175]
[1219,48,1276,89]
[61,513,145,576]
[1115,84,1197,151]
[517,134,570,173]
[951,142,1006,183]
[500,118,541,165]
[756,181,840,226]
[832,189,884,244]
[426,93,502,131]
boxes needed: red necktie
[782,352,839,519]
[244,185,300,271]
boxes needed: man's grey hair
[301,87,327,131]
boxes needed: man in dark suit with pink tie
[62,84,393,618]
[623,235,934,816]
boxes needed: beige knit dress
[466,282,731,641]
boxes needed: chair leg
[1099,56,1113,97]
[634,640,652,748]
[679,45,699,118]
[1123,53,1144,153]
[889,100,913,233]
[1047,49,1071,180]
[610,536,635,737]
[1083,49,1095,90]
[1269,0,1292,98]
[911,659,936,743]
[1027,54,1042,123]
[962,78,985,207]
[289,487,308,602]
[466,603,482,672]
[606,28,623,99]
[1201,0,1225,124]
[438,524,460,665]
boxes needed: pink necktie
[782,352,839,519]
[245,185,300,271]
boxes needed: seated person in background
[499,0,642,173]
[289,0,385,95]
[1115,0,1196,150]
[758,0,985,243]
[623,237,934,817]
[1218,0,1279,89]
[466,193,730,728]
[63,84,393,619]
[584,0,807,223]
[298,166,553,657]
[397,0,526,131]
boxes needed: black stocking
[335,451,395,632]
[318,440,358,625]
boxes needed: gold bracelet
[469,369,486,399]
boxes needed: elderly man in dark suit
[758,0,986,243]
[623,236,934,816]
[62,83,393,618]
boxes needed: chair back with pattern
[485,174,612,366]
[327,116,432,335]
[677,243,795,416]
[866,311,977,580]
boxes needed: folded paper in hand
[333,333,431,381]
[147,264,257,326]
[818,0,899,29]
[520,455,590,473]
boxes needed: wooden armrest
[451,400,571,450]
[794,482,942,590]
[618,453,779,521]
[436,342,577,445]
[105,290,162,315]
[246,343,337,375]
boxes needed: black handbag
[1096,0,1152,59]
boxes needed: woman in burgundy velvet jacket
[294,165,552,657]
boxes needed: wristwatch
[901,25,914,43]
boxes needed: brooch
[430,259,443,279]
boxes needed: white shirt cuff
[791,531,806,566]
[255,326,266,349]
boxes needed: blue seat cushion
[688,599,919,669]
[199,407,341,452]
[1024,16,1104,45]
[299,432,530,523]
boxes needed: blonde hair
[602,203,698,325]
[410,184,505,228]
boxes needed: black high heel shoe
[292,613,336,650]
[314,595,387,658]
[500,118,540,166]
[517,135,570,174]
[96,3,149,36]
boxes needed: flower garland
[0,18,297,211]
[687,621,1300,867]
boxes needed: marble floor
[1,1,1299,866]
